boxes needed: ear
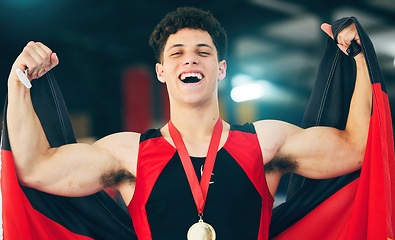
[218,60,227,81]
[155,63,165,83]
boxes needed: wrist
[8,67,31,90]
[354,55,366,68]
[8,75,31,96]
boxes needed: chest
[144,150,263,239]
[129,128,274,239]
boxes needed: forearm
[7,71,51,180]
[284,23,372,179]
[344,56,372,152]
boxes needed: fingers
[336,44,349,54]
[50,52,59,70]
[30,42,51,78]
[322,22,363,58]
[321,23,333,39]
[339,24,363,58]
[337,26,355,46]
[16,41,58,80]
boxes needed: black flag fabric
[1,16,393,240]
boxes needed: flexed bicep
[18,131,139,197]
[279,126,363,179]
[19,142,119,197]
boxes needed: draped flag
[1,16,393,240]
[1,72,136,239]
[270,17,394,240]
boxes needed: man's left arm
[276,23,372,179]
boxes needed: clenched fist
[321,22,363,60]
[9,41,59,87]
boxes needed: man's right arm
[6,42,137,197]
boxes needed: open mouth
[179,72,204,84]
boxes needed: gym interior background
[1,0,395,203]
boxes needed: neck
[163,99,230,157]
[168,99,220,139]
[172,109,220,138]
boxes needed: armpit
[101,169,136,188]
[264,155,298,174]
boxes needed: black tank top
[128,123,274,239]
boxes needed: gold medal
[187,219,216,240]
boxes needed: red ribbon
[168,118,223,214]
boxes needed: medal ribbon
[168,118,222,214]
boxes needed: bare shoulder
[93,132,141,175]
[253,120,300,172]
[252,120,300,196]
[253,120,300,159]
[253,119,300,135]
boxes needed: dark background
[1,0,394,140]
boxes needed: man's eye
[199,52,210,56]
[170,52,182,56]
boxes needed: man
[6,7,371,240]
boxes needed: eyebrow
[167,44,184,51]
[166,43,214,53]
[197,44,214,49]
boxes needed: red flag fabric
[1,17,393,240]
[1,150,93,240]
[273,84,394,239]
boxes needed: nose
[182,53,199,65]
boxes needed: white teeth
[180,72,203,80]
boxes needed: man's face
[155,28,226,106]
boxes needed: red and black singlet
[128,123,273,239]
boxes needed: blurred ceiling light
[231,82,265,102]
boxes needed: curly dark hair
[149,7,228,63]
